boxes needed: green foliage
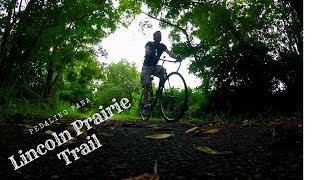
[94,59,141,116]
[143,0,303,116]
[0,0,303,120]
[53,101,89,119]
[186,88,205,118]
[0,98,54,118]
[0,1,142,118]
[57,55,104,106]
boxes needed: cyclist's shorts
[141,65,166,85]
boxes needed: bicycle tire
[160,72,188,122]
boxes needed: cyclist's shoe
[142,104,151,116]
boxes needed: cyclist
[141,30,181,116]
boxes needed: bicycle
[139,57,188,122]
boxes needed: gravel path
[0,118,303,179]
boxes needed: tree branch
[141,11,198,61]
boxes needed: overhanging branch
[141,11,198,61]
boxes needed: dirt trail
[0,118,303,179]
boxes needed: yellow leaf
[144,134,173,139]
[44,121,50,126]
[45,130,54,135]
[185,127,198,133]
[206,128,220,134]
[18,124,33,129]
[193,145,233,155]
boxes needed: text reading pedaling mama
[8,98,131,170]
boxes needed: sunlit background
[99,14,202,89]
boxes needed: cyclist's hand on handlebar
[176,54,182,62]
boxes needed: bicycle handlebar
[159,58,182,72]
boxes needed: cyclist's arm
[165,49,178,59]
[145,45,152,56]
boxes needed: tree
[0,0,144,117]
[94,59,141,111]
[142,0,302,115]
[0,0,142,113]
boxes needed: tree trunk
[43,62,54,100]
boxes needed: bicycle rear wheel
[139,87,153,121]
[160,72,188,122]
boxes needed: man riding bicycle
[141,30,181,116]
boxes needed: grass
[1,98,302,124]
[0,99,89,120]
[112,111,206,123]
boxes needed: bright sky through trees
[100,14,202,89]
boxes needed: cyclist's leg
[153,65,166,86]
[142,85,149,105]
[140,65,152,105]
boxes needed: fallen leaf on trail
[62,138,82,147]
[206,128,220,134]
[98,132,114,136]
[123,173,160,180]
[217,121,228,125]
[193,145,233,155]
[148,124,158,128]
[78,129,88,139]
[185,127,198,133]
[65,126,87,138]
[154,127,174,131]
[144,134,173,139]
[65,126,75,133]
[122,123,142,128]
[18,124,33,129]
[45,130,54,135]
[242,120,253,126]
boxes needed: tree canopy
[0,0,303,118]
[0,0,140,115]
[142,0,302,115]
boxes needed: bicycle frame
[140,57,187,122]
[148,59,182,109]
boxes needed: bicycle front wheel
[160,72,188,122]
